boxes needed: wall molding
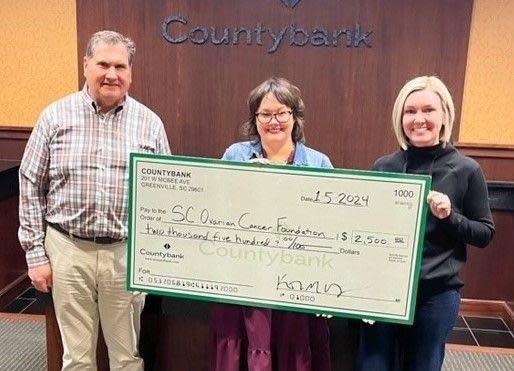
[0,126,32,162]
[455,142,514,159]
[4,133,513,157]
[0,126,32,140]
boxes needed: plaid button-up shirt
[19,86,171,267]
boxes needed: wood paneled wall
[76,0,473,169]
[0,127,31,164]
[457,143,514,182]
[461,210,514,301]
[457,144,514,301]
[0,164,28,309]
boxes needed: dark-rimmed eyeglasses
[255,111,293,124]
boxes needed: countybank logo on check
[281,0,302,8]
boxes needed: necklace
[262,145,296,164]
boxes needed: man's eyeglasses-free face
[255,111,293,124]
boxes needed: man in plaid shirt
[18,30,170,370]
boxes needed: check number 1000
[394,189,415,198]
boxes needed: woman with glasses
[211,77,332,371]
[356,76,495,371]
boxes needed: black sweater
[374,144,495,298]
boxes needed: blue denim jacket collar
[248,140,308,166]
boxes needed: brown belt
[48,223,125,245]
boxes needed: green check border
[128,153,431,325]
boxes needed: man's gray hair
[85,30,136,64]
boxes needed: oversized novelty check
[128,154,431,324]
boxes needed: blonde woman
[357,76,494,371]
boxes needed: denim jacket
[222,140,333,169]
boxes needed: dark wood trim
[453,142,514,182]
[0,170,29,311]
[0,127,31,162]
[0,165,19,200]
[460,298,508,315]
[460,299,514,334]
[0,274,29,310]
[0,126,32,140]
[507,301,514,314]
[455,142,514,159]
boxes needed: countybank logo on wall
[160,2,372,54]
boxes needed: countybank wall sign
[160,2,372,54]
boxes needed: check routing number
[128,154,431,324]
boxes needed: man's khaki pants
[45,226,145,371]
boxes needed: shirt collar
[248,140,264,159]
[81,84,127,115]
[292,142,308,165]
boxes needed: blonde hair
[392,76,455,149]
